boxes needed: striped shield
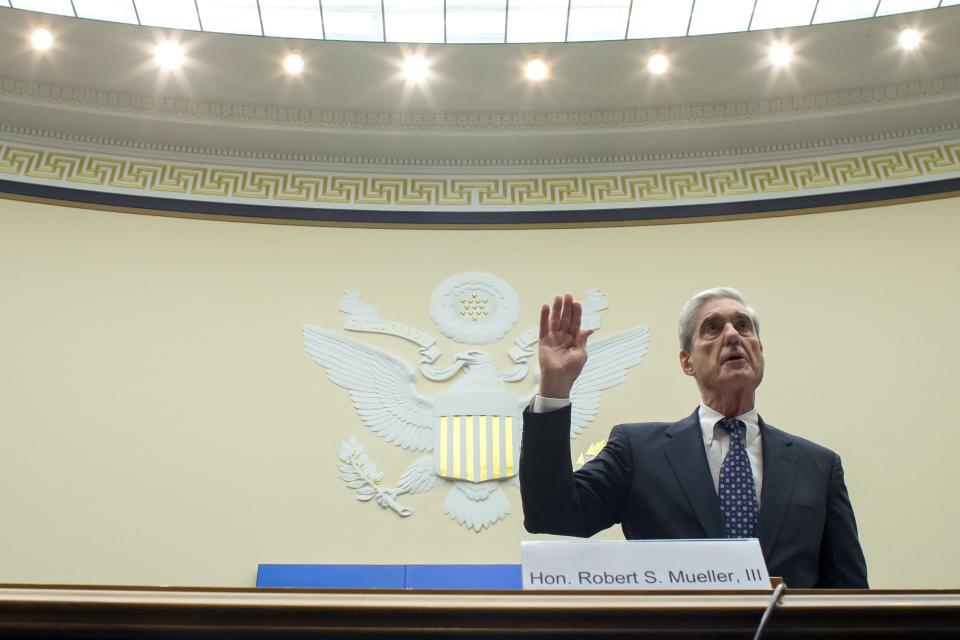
[434,391,521,482]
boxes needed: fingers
[545,293,581,337]
[570,299,583,335]
[550,295,563,333]
[558,293,576,334]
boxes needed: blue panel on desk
[256,564,523,589]
[256,564,405,589]
[405,564,522,590]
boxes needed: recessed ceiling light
[30,28,53,51]
[768,43,793,66]
[283,53,304,75]
[647,53,669,75]
[155,42,185,70]
[402,55,429,83]
[524,58,548,81]
[898,28,921,50]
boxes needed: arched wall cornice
[2,136,958,226]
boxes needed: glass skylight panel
[627,0,693,38]
[750,0,818,29]
[507,0,568,43]
[259,0,324,38]
[135,0,201,30]
[384,0,443,43]
[446,0,506,43]
[322,0,383,42]
[688,0,754,35]
[10,0,73,15]
[812,0,879,23]
[567,0,631,41]
[73,0,139,24]
[876,0,941,15]
[6,0,956,43]
[197,0,262,35]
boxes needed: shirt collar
[698,403,760,446]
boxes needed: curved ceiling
[2,6,959,167]
[0,5,958,224]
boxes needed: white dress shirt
[531,395,764,504]
[697,403,763,504]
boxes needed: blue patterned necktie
[717,417,758,538]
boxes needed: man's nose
[721,323,741,345]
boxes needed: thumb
[577,329,593,349]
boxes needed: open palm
[538,293,593,399]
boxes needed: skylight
[3,0,952,43]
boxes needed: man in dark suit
[519,288,868,588]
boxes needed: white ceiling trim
[3,121,960,173]
[3,74,958,134]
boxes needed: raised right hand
[537,293,593,399]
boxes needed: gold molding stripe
[1,142,959,209]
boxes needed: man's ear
[679,351,695,376]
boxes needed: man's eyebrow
[700,310,752,325]
[699,313,721,327]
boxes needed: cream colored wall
[0,196,957,588]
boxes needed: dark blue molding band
[2,177,958,226]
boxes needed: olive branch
[336,436,412,517]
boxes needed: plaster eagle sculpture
[303,323,649,531]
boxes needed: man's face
[680,297,764,398]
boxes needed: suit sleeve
[815,453,869,588]
[519,405,631,537]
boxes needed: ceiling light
[283,53,304,75]
[768,42,793,66]
[402,55,430,83]
[524,58,549,81]
[897,28,921,50]
[647,53,669,75]
[155,42,185,70]
[30,28,54,51]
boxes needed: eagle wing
[569,326,650,438]
[303,324,434,452]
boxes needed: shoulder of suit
[762,421,840,460]
[610,420,682,443]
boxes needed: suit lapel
[663,411,724,538]
[757,418,798,558]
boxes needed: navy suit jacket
[519,406,868,589]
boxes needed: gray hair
[678,287,760,353]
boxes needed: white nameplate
[521,539,770,590]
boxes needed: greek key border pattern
[1,142,959,208]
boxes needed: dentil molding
[2,73,959,133]
[2,122,959,173]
